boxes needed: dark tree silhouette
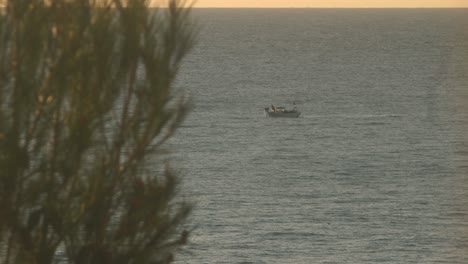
[0,0,196,263]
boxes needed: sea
[169,9,468,263]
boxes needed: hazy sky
[192,0,468,8]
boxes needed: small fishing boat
[264,105,301,118]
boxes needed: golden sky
[191,0,468,8]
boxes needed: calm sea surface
[171,9,468,263]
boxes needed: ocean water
[171,9,468,263]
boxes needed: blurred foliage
[0,0,195,263]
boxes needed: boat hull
[265,110,301,118]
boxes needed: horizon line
[188,7,468,9]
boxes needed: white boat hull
[265,109,301,118]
